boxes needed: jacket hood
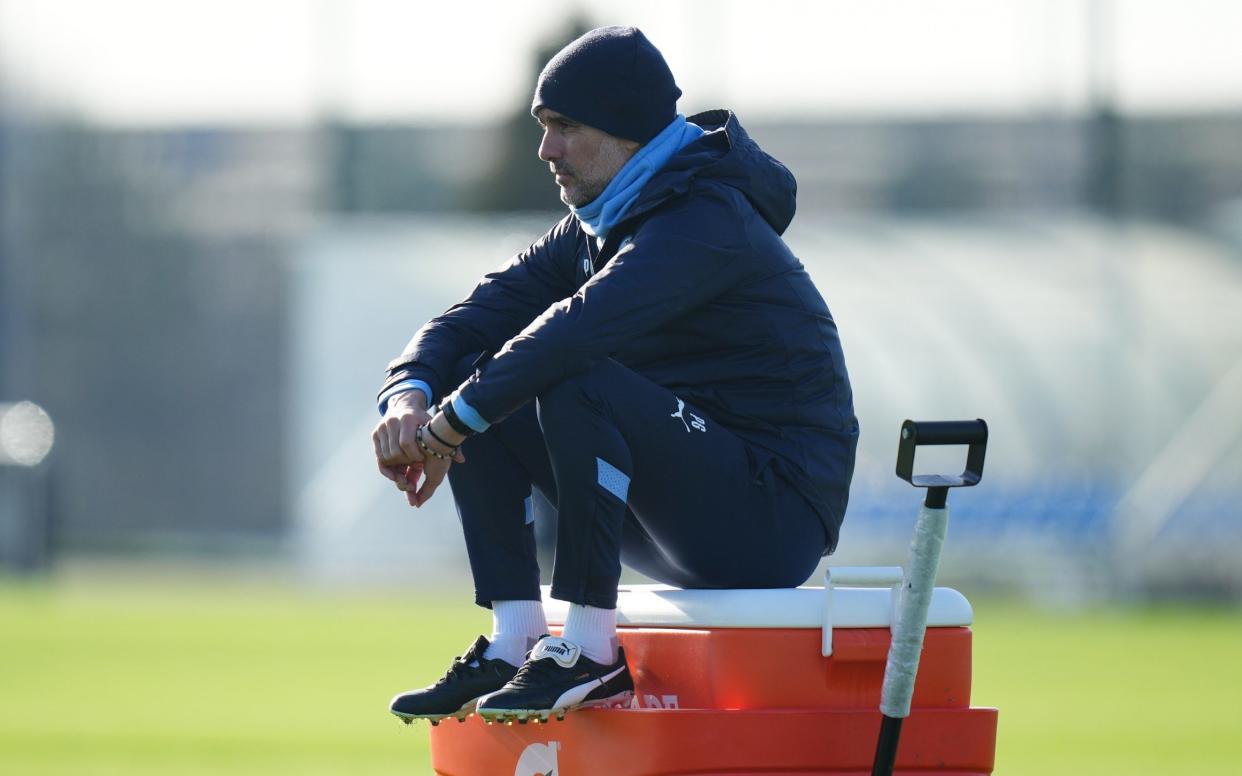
[631,109,798,235]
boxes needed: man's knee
[535,360,624,429]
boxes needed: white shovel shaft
[879,503,949,719]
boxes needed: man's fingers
[380,462,422,494]
[416,462,448,505]
[402,463,424,494]
[372,409,435,495]
[374,416,427,469]
[415,480,438,505]
[407,465,427,506]
[383,416,406,461]
[367,409,437,499]
[375,424,392,462]
[372,426,385,461]
[398,416,421,460]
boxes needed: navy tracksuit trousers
[445,357,830,610]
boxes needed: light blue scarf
[571,114,705,242]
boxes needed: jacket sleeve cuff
[377,379,433,416]
[449,394,491,433]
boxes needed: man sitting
[372,26,858,724]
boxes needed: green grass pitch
[1,575,1238,775]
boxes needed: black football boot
[475,636,634,724]
[389,635,519,725]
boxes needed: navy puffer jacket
[383,110,858,551]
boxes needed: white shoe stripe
[551,664,628,710]
[552,679,597,709]
[597,665,626,684]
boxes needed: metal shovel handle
[872,419,987,776]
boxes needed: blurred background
[2,1,1241,773]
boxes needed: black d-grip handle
[895,419,988,506]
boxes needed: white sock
[561,604,618,665]
[482,600,549,667]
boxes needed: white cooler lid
[540,582,972,629]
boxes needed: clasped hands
[372,391,466,507]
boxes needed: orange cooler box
[429,569,997,775]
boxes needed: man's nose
[538,129,561,162]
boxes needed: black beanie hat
[531,26,681,144]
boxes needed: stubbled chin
[560,188,591,208]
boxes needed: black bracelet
[424,421,460,453]
[440,401,475,437]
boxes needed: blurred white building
[289,213,1242,599]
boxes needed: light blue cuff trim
[596,458,630,502]
[523,495,534,526]
[377,380,432,415]
[451,395,491,433]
